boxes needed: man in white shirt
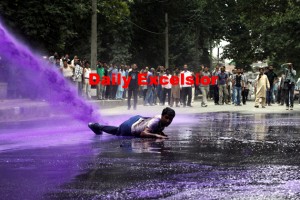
[180,64,193,107]
[162,69,172,106]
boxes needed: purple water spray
[0,21,102,124]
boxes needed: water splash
[0,21,101,123]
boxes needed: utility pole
[209,40,213,68]
[91,0,97,69]
[165,13,169,68]
[217,47,220,64]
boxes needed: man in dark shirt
[232,68,244,106]
[265,66,278,106]
[88,107,175,139]
[218,66,229,105]
[127,64,139,110]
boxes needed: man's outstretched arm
[140,128,168,139]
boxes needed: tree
[0,0,130,58]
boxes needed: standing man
[229,69,236,104]
[170,68,181,107]
[218,66,229,105]
[96,61,105,100]
[162,69,172,106]
[281,63,297,110]
[127,64,139,110]
[254,67,270,108]
[212,65,220,105]
[180,64,193,107]
[145,68,155,106]
[200,66,211,107]
[277,73,285,105]
[241,68,248,105]
[296,77,300,105]
[232,67,244,106]
[73,59,83,95]
[265,66,278,106]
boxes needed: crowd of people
[48,52,300,111]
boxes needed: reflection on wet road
[1,113,300,199]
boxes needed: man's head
[269,66,273,71]
[183,64,188,72]
[166,69,170,75]
[264,66,269,72]
[221,66,225,72]
[63,59,68,67]
[85,61,90,68]
[161,107,175,127]
[204,65,209,72]
[132,64,137,70]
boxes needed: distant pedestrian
[73,59,83,95]
[281,63,297,110]
[170,68,180,107]
[60,59,74,81]
[96,62,105,100]
[254,67,270,108]
[145,68,155,106]
[212,65,220,105]
[180,64,193,107]
[116,65,126,100]
[83,61,92,99]
[218,66,229,105]
[162,69,172,106]
[127,64,139,110]
[265,66,278,106]
[232,68,244,106]
[277,73,285,105]
[296,78,300,105]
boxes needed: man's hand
[160,132,168,137]
[155,134,168,139]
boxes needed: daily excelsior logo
[89,73,218,89]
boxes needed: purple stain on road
[0,21,101,124]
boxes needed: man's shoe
[187,105,193,107]
[88,123,103,135]
[254,105,259,108]
[286,107,289,110]
[290,106,293,110]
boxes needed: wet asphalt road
[1,112,300,200]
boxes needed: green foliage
[220,0,300,70]
[1,0,299,71]
[0,0,130,56]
